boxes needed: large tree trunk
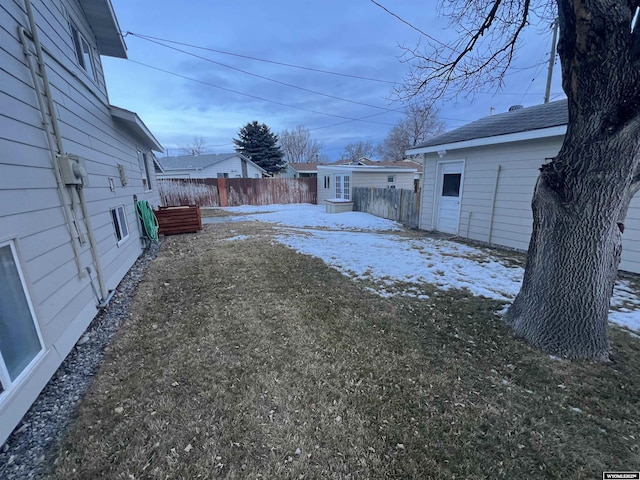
[504,148,630,361]
[503,0,640,360]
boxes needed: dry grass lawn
[51,221,640,479]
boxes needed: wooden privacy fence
[352,187,421,227]
[158,177,317,207]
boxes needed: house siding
[157,156,263,179]
[0,0,160,445]
[419,136,640,273]
[317,166,416,204]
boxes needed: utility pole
[544,17,559,104]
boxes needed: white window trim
[111,205,130,246]
[335,174,351,201]
[70,21,97,82]
[0,240,45,397]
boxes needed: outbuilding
[317,164,417,212]
[407,100,640,274]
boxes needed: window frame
[69,21,97,82]
[138,151,153,191]
[111,206,130,246]
[335,174,351,200]
[0,240,44,396]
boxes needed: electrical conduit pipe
[21,0,109,303]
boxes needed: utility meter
[57,154,89,186]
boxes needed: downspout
[488,164,502,244]
[21,0,109,302]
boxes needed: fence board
[158,177,317,207]
[352,187,420,227]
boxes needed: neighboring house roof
[78,0,127,58]
[329,157,421,172]
[318,164,417,173]
[288,163,321,173]
[358,158,424,173]
[407,99,568,155]
[110,106,163,152]
[156,153,267,173]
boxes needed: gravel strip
[0,242,161,480]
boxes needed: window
[217,172,229,179]
[387,175,395,183]
[324,175,331,189]
[442,173,462,197]
[70,23,96,81]
[335,175,350,200]
[139,151,152,191]
[0,241,43,393]
[111,206,129,244]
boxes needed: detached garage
[407,100,640,274]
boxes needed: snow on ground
[218,204,402,231]
[212,204,640,331]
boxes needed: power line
[125,32,398,85]
[369,0,457,52]
[126,59,398,126]
[131,34,401,112]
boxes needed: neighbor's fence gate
[158,177,317,207]
[352,187,420,227]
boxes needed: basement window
[111,206,129,245]
[0,241,44,393]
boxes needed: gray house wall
[0,0,161,445]
[420,136,640,274]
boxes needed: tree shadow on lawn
[50,222,640,480]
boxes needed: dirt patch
[50,221,640,479]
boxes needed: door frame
[432,159,465,234]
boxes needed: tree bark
[504,151,630,360]
[504,0,640,359]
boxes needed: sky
[103,1,565,161]
[203,204,640,333]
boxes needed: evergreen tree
[233,121,284,175]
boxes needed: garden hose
[136,200,159,242]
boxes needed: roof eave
[110,106,163,152]
[318,165,417,173]
[407,125,567,156]
[78,0,127,58]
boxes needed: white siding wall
[419,137,640,273]
[157,156,263,179]
[317,167,416,204]
[351,171,415,191]
[0,0,160,445]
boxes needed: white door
[435,162,464,234]
[335,174,351,200]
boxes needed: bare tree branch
[279,126,323,164]
[179,136,209,156]
[391,0,551,104]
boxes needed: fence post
[218,178,229,207]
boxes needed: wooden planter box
[155,205,202,236]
